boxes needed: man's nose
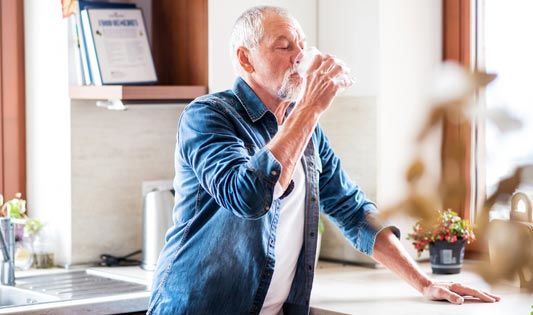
[292,47,304,66]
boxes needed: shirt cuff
[248,147,282,185]
[356,204,401,256]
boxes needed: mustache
[285,64,299,77]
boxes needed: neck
[243,76,292,125]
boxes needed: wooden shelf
[69,85,207,101]
[69,0,208,105]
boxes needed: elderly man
[148,6,500,315]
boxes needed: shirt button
[310,232,315,237]
[308,265,313,270]
[271,170,278,176]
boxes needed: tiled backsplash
[319,96,378,264]
[71,101,182,264]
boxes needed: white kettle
[141,181,174,271]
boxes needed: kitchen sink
[16,270,148,300]
[0,270,148,309]
[0,286,60,308]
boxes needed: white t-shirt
[260,160,306,315]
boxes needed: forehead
[262,12,305,42]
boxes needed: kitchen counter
[310,261,532,315]
[2,260,531,314]
[0,266,153,315]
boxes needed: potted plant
[407,209,475,274]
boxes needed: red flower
[406,209,475,257]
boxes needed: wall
[377,0,443,258]
[318,0,379,97]
[70,102,181,264]
[315,0,379,263]
[25,0,72,265]
[316,0,443,262]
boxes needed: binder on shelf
[73,0,137,85]
[81,7,157,85]
[81,10,102,85]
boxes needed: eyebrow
[273,35,306,44]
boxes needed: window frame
[442,0,473,218]
[443,0,490,256]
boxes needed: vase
[429,239,465,274]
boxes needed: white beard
[277,70,302,101]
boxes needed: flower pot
[429,239,465,274]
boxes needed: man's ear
[236,47,254,73]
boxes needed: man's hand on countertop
[422,281,502,304]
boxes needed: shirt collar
[232,77,269,122]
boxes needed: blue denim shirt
[148,78,399,315]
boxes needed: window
[475,0,533,220]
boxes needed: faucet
[0,217,15,286]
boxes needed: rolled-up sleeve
[178,101,281,219]
[315,126,400,256]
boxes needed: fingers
[445,290,465,305]
[315,56,336,75]
[327,63,347,80]
[312,55,350,89]
[450,283,500,303]
[432,286,464,305]
[484,292,502,302]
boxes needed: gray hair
[229,6,291,75]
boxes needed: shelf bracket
[96,99,127,111]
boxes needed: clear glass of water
[296,46,354,85]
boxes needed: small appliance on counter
[488,191,533,288]
[141,180,174,271]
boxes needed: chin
[278,85,302,101]
[276,72,303,100]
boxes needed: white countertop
[310,261,532,315]
[2,261,531,314]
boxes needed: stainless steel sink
[16,270,148,300]
[0,286,60,308]
[0,270,148,309]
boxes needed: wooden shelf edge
[69,85,207,101]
